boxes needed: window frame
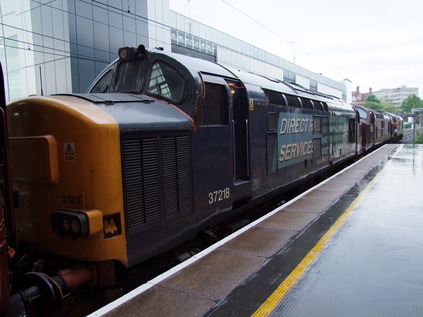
[198,75,231,127]
[146,60,187,105]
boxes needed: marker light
[118,45,146,61]
[118,47,135,61]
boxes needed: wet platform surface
[265,144,423,316]
[89,144,423,317]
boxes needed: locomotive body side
[374,112,391,146]
[239,80,356,202]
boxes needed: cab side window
[147,61,185,103]
[199,82,229,126]
[90,69,114,93]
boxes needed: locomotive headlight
[70,219,81,235]
[62,217,70,232]
[51,209,103,238]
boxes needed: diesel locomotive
[354,105,403,155]
[4,45,401,312]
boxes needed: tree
[401,94,422,113]
[364,95,383,111]
[382,102,400,114]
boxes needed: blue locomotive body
[85,46,358,266]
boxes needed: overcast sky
[169,0,423,98]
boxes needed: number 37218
[208,188,230,204]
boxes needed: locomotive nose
[7,95,127,265]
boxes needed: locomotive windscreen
[115,60,146,93]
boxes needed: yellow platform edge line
[251,147,399,317]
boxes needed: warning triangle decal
[65,143,75,155]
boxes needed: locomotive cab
[89,45,253,212]
[354,105,375,153]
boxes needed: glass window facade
[0,0,152,101]
[0,36,21,100]
[0,0,346,102]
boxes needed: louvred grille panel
[123,133,193,236]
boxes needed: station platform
[89,144,423,317]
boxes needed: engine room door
[195,75,234,215]
[227,81,251,202]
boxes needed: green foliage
[366,95,380,104]
[401,94,423,113]
[364,95,383,111]
[381,102,399,114]
[416,131,423,144]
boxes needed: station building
[0,0,350,103]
